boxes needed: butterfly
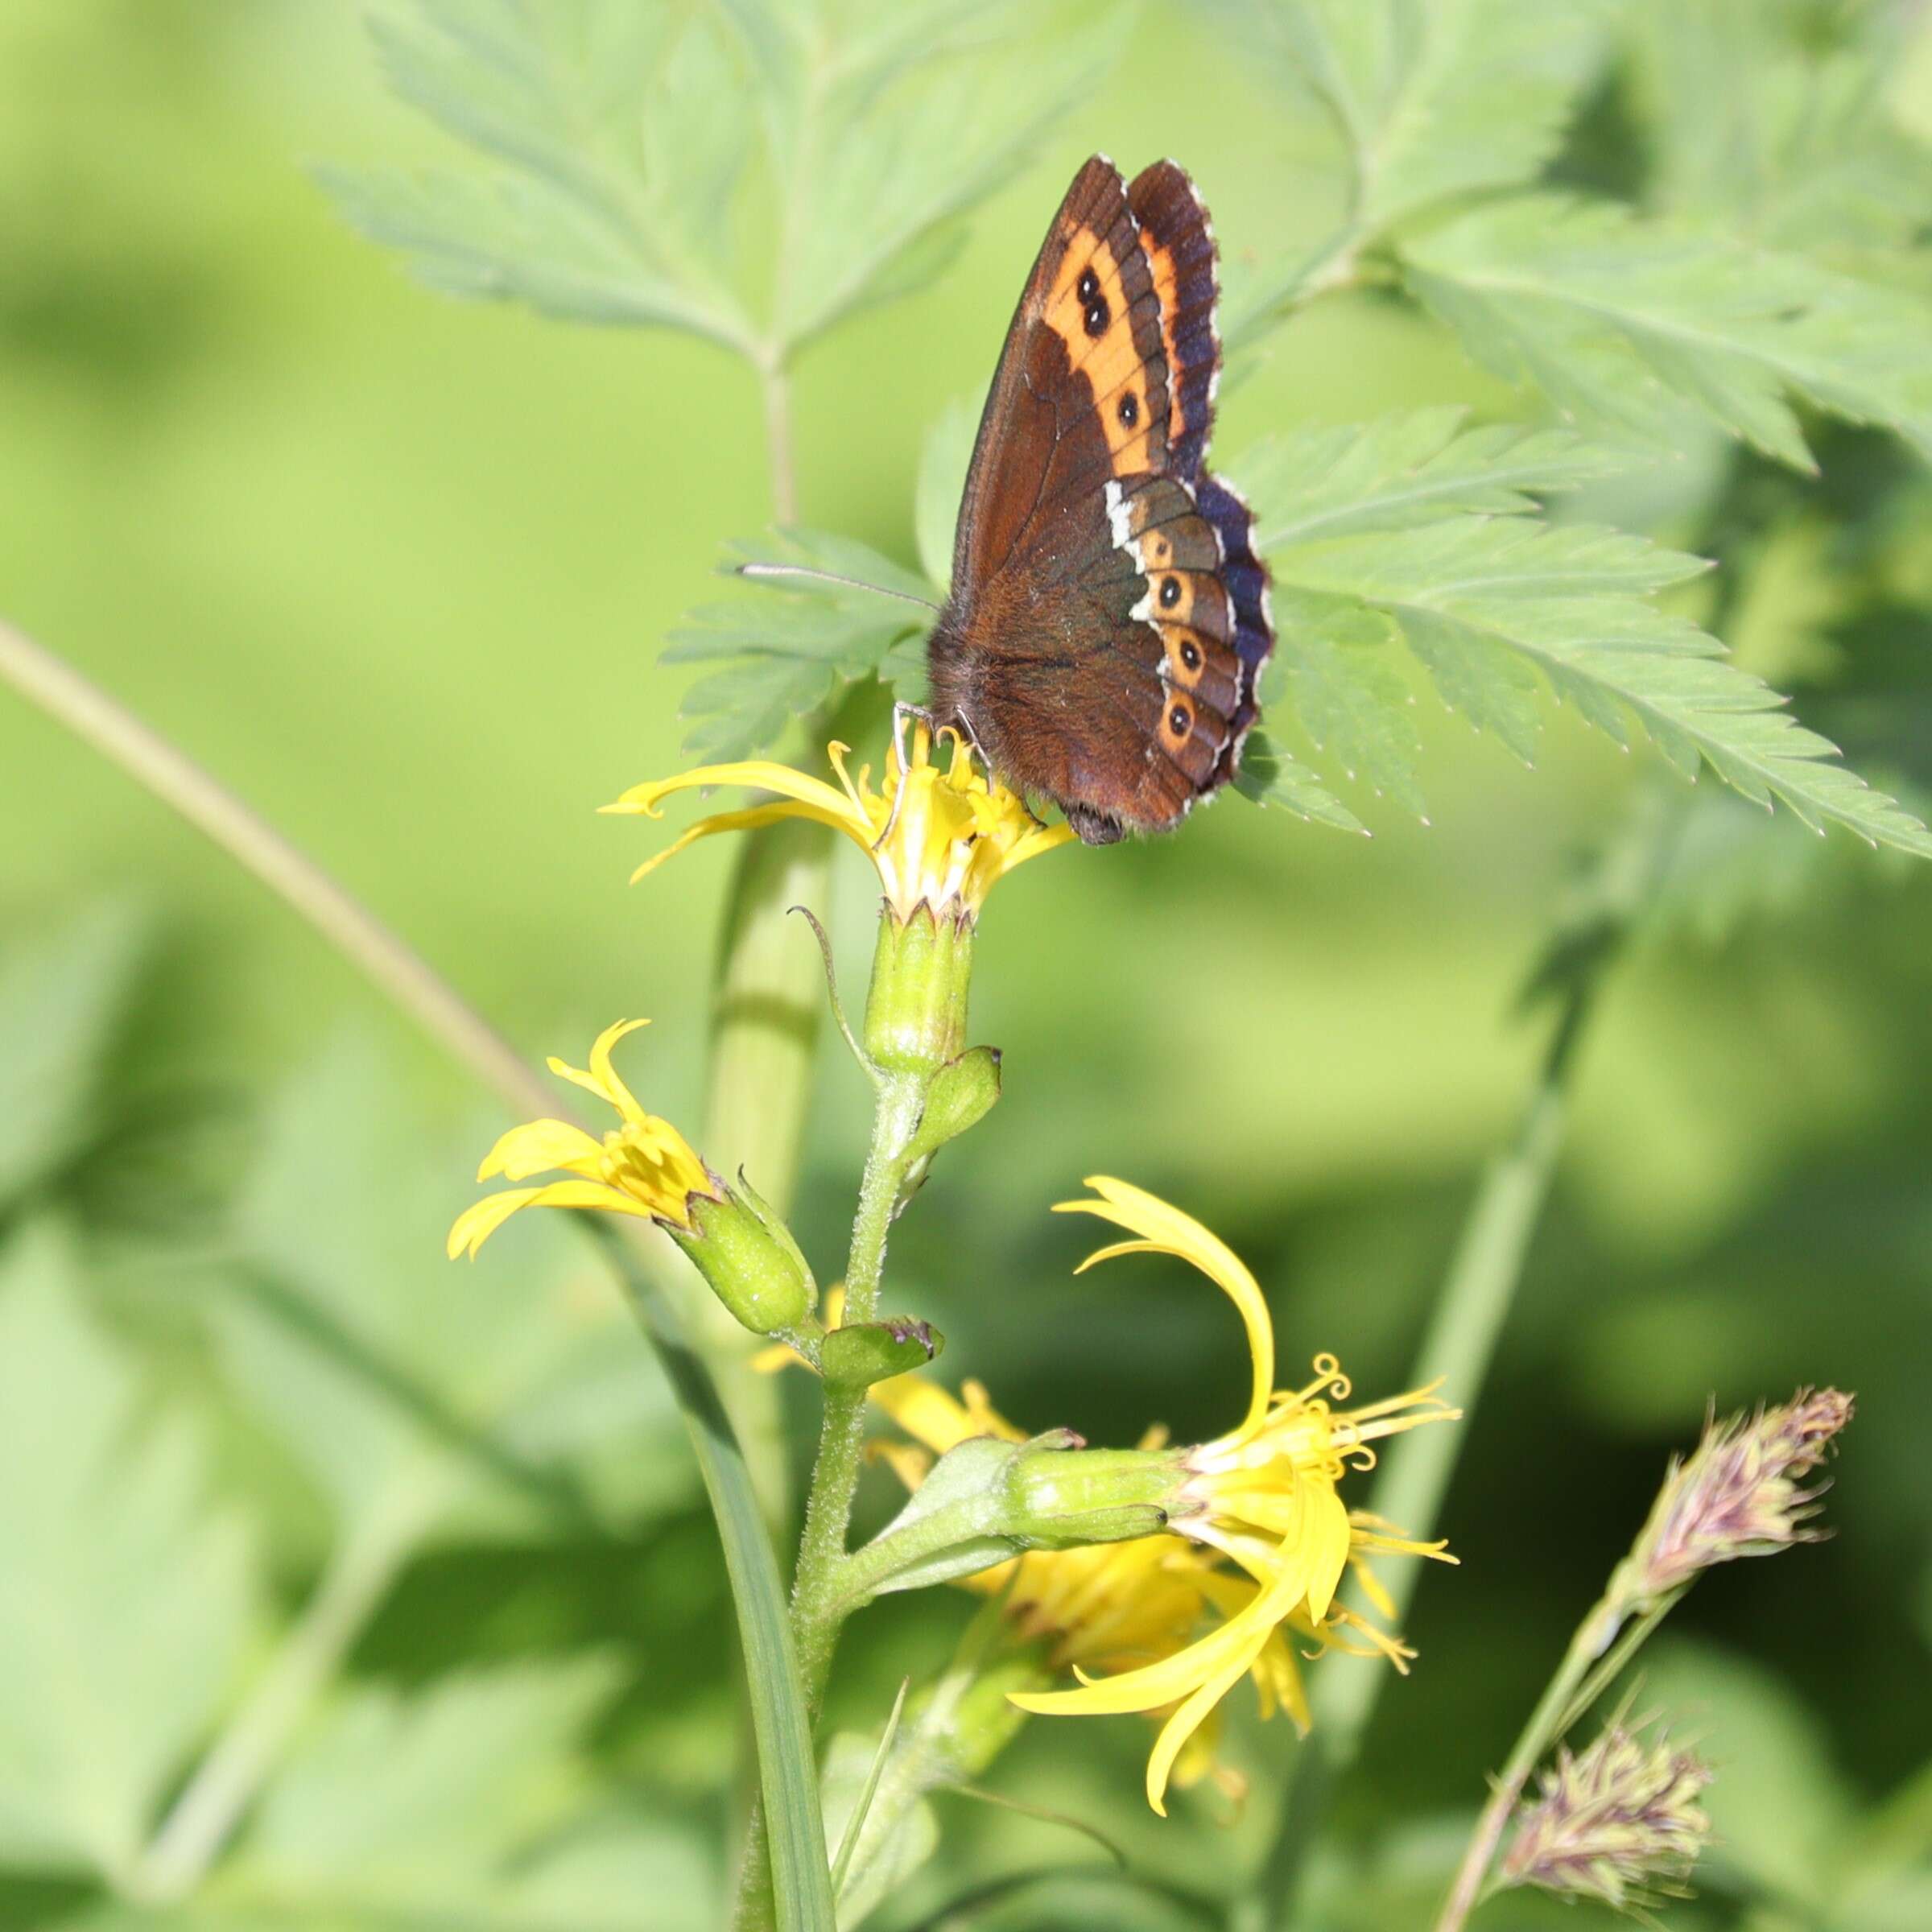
[927,155,1274,845]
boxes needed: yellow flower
[1008,1178,1458,1814]
[603,716,1071,923]
[447,1019,716,1257]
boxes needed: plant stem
[1433,1587,1619,1932]
[0,619,553,1123]
[1252,972,1600,1930]
[761,356,799,525]
[131,1493,428,1901]
[3,620,837,1930]
[733,1066,927,1930]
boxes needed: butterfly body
[928,156,1274,845]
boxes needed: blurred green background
[2,3,1929,1929]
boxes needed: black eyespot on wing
[1159,575,1181,608]
[1118,391,1139,427]
[1084,295,1110,336]
[1077,266,1100,303]
[1168,703,1191,737]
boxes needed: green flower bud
[904,1046,1002,1164]
[862,904,974,1074]
[821,1317,943,1390]
[670,1181,815,1335]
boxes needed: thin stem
[732,1067,927,1931]
[1433,1588,1618,1932]
[1253,975,1602,1930]
[792,1068,925,1708]
[131,1496,428,1901]
[0,619,551,1124]
[761,357,799,525]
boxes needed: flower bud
[904,1046,1002,1162]
[1499,1718,1712,1911]
[862,904,974,1074]
[669,1180,815,1336]
[822,1317,943,1389]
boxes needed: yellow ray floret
[604,718,1072,923]
[448,1019,714,1257]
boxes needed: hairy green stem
[733,1065,927,1930]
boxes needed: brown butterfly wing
[930,155,1273,844]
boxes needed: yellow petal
[447,1179,649,1258]
[1055,1179,1274,1443]
[477,1117,605,1183]
[605,761,869,832]
[624,803,845,886]
[1145,1635,1269,1816]
[587,1018,654,1121]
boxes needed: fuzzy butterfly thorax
[927,155,1274,846]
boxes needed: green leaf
[734,2,1120,351]
[819,1727,939,1929]
[1263,589,1426,818]
[221,1036,685,1547]
[1402,192,1932,469]
[326,3,755,352]
[1218,0,1612,341]
[1232,729,1368,835]
[0,902,149,1216]
[914,390,983,595]
[1270,514,1932,857]
[665,531,935,759]
[1241,407,1635,550]
[0,1224,256,1882]
[1627,2,1932,259]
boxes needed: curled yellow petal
[1055,1177,1274,1443]
[605,759,866,830]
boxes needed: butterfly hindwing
[931,155,1274,843]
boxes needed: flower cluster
[604,716,1071,926]
[867,1179,1456,1813]
[1620,1385,1854,1606]
[1499,1717,1713,1910]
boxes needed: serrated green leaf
[1218,0,1612,342]
[1402,192,1932,468]
[741,2,1120,352]
[0,901,149,1216]
[1628,2,1932,259]
[1232,729,1368,834]
[1264,589,1426,816]
[328,4,755,351]
[0,1224,256,1882]
[1272,515,1932,856]
[666,530,935,759]
[1241,407,1635,550]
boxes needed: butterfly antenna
[737,561,941,613]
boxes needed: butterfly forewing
[931,155,1274,843]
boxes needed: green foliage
[1218,0,1614,341]
[0,1226,255,1885]
[330,0,1117,364]
[1401,193,1932,469]
[0,903,148,1218]
[1245,410,1932,853]
[666,531,936,759]
[221,1037,687,1543]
